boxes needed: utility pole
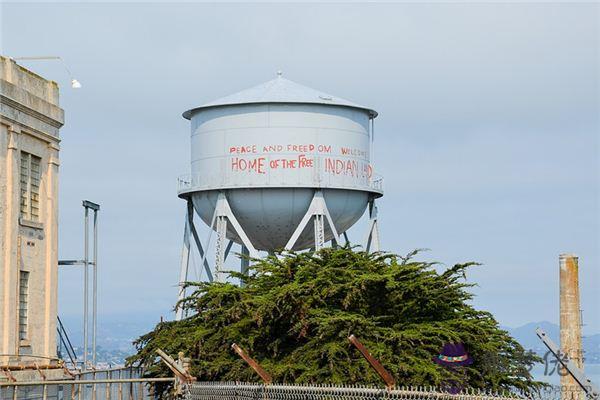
[58,201,100,372]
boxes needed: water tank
[179,74,383,251]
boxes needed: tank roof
[183,73,378,119]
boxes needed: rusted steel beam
[0,364,62,371]
[348,334,395,389]
[231,343,272,384]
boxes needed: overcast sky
[1,2,598,334]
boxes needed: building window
[19,271,29,341]
[20,152,41,221]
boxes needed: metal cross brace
[285,190,340,251]
[536,327,599,399]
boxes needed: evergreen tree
[129,247,542,394]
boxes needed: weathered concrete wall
[0,55,64,371]
[559,253,584,399]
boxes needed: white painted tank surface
[179,74,383,251]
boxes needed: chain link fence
[184,382,536,400]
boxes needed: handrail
[0,377,175,387]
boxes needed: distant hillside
[504,321,600,364]
[59,313,160,352]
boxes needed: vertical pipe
[560,253,584,400]
[83,207,89,371]
[92,209,98,368]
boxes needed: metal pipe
[83,207,89,371]
[231,343,272,384]
[92,209,98,368]
[536,328,599,399]
[348,334,395,389]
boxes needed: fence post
[106,370,111,400]
[92,370,97,400]
[118,369,123,400]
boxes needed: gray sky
[1,2,598,333]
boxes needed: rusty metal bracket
[348,334,395,389]
[1,368,16,382]
[155,349,195,384]
[62,366,76,379]
[231,343,272,384]
[33,363,47,380]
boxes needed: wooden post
[231,343,272,384]
[348,334,396,389]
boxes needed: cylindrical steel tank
[179,75,383,251]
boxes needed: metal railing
[176,156,384,195]
[0,366,173,400]
[56,317,78,370]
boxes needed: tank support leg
[364,199,380,252]
[215,216,228,282]
[240,245,250,285]
[285,191,340,251]
[175,211,191,321]
[224,240,234,262]
[176,199,213,320]
[314,215,325,251]
[198,193,259,282]
[187,200,213,282]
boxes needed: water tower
[175,74,383,317]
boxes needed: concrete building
[0,56,64,376]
